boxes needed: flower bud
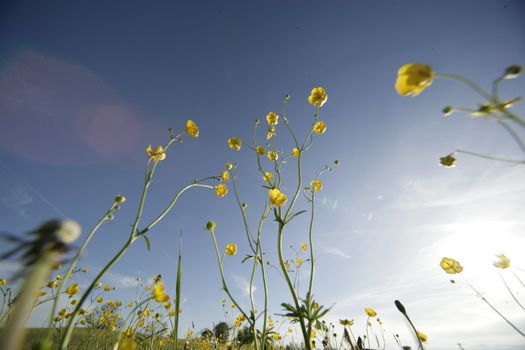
[206,221,216,231]
[394,300,406,314]
[504,65,522,79]
[442,106,454,116]
[115,195,126,203]
[241,203,247,209]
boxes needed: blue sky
[1,1,525,349]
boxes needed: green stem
[306,192,316,343]
[112,297,154,350]
[497,120,525,156]
[231,171,257,254]
[497,270,525,312]
[455,149,525,165]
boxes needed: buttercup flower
[225,243,237,256]
[494,254,510,269]
[365,307,377,317]
[228,137,242,151]
[417,331,428,343]
[96,297,103,303]
[47,280,58,288]
[395,63,434,96]
[256,146,265,156]
[313,120,327,134]
[339,319,354,326]
[295,258,302,267]
[308,87,328,107]
[0,279,6,286]
[66,283,79,296]
[300,243,308,251]
[267,126,276,140]
[310,179,322,192]
[440,154,457,167]
[269,188,287,207]
[263,172,273,183]
[215,184,228,197]
[266,112,279,126]
[267,151,278,161]
[153,281,170,303]
[185,119,199,137]
[284,261,291,270]
[440,257,463,274]
[292,147,300,157]
[104,285,111,292]
[221,171,230,182]
[146,145,166,161]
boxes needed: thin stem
[306,191,316,342]
[512,271,525,289]
[231,170,257,254]
[497,120,525,156]
[455,149,525,165]
[497,270,525,312]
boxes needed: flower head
[310,179,323,192]
[417,331,428,343]
[313,120,327,134]
[269,188,287,207]
[185,120,199,137]
[66,283,79,296]
[115,195,126,204]
[228,137,242,151]
[295,258,302,267]
[256,146,265,156]
[439,154,457,167]
[225,163,233,170]
[395,63,434,96]
[221,171,230,182]
[146,145,166,161]
[308,87,328,107]
[153,281,170,303]
[267,126,276,140]
[266,112,279,126]
[440,257,463,274]
[365,307,377,317]
[267,151,278,161]
[206,221,216,231]
[47,280,58,288]
[215,184,228,197]
[300,243,308,251]
[292,148,300,157]
[494,254,510,269]
[339,319,354,326]
[263,172,273,183]
[225,243,237,256]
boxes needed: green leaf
[143,235,151,251]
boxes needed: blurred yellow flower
[440,257,463,274]
[215,184,228,197]
[71,299,78,305]
[225,243,238,256]
[146,145,166,161]
[153,281,170,303]
[494,254,510,269]
[221,171,230,182]
[310,179,322,192]
[266,112,279,126]
[417,331,428,343]
[0,278,7,286]
[273,333,282,341]
[104,285,111,292]
[267,151,278,161]
[308,87,328,107]
[269,188,287,207]
[267,126,276,140]
[47,280,58,288]
[66,283,79,296]
[292,147,300,157]
[313,120,326,134]
[228,137,242,151]
[97,297,103,303]
[339,319,354,326]
[300,243,308,251]
[395,63,434,97]
[284,261,291,270]
[263,172,273,183]
[225,163,233,169]
[81,267,89,273]
[440,154,456,167]
[256,145,265,156]
[295,258,302,267]
[119,337,137,350]
[365,307,377,317]
[185,120,199,137]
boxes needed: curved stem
[231,170,256,254]
[455,149,525,165]
[497,270,525,312]
[306,192,316,342]
[497,120,525,156]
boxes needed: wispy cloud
[324,247,351,259]
[0,186,34,216]
[231,274,256,297]
[103,271,139,288]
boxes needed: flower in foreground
[225,243,237,256]
[66,283,79,296]
[493,254,510,269]
[269,188,287,207]
[227,137,242,151]
[313,120,327,134]
[146,145,166,161]
[395,63,434,97]
[0,279,6,286]
[365,307,377,317]
[267,150,278,161]
[153,281,170,303]
[185,119,199,137]
[440,257,463,274]
[310,179,323,192]
[439,154,457,167]
[266,112,279,126]
[215,184,228,197]
[417,331,428,343]
[308,87,328,107]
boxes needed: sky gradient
[1,1,525,349]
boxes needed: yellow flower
[225,163,233,169]
[292,147,300,157]
[313,120,326,134]
[221,171,230,182]
[256,145,265,156]
[440,257,463,274]
[227,137,242,151]
[295,258,302,267]
[365,307,377,317]
[128,302,133,307]
[494,254,510,269]
[153,281,170,303]
[185,120,199,137]
[36,290,47,297]
[47,280,58,288]
[263,172,273,183]
[146,145,166,161]
[308,87,328,107]
[169,309,175,317]
[269,188,287,207]
[339,319,354,326]
[273,333,282,341]
[395,63,434,96]
[59,308,67,317]
[104,285,111,292]
[215,184,228,197]
[225,243,237,256]
[0,278,7,286]
[310,179,322,192]
[97,297,103,303]
[300,243,308,251]
[266,112,279,126]
[71,299,78,305]
[284,261,291,270]
[81,267,89,273]
[119,337,137,350]
[267,151,278,161]
[439,154,456,167]
[66,283,79,296]
[417,331,428,343]
[267,126,276,140]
